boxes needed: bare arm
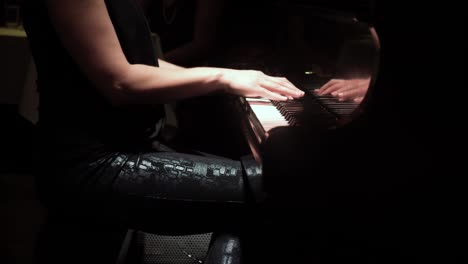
[46,0,303,105]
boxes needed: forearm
[44,0,303,106]
[114,64,225,104]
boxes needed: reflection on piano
[198,0,462,261]
[207,1,379,163]
[239,73,361,142]
[236,77,364,162]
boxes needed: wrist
[212,68,231,94]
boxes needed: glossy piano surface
[202,1,379,162]
[180,1,463,260]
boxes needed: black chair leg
[204,233,243,264]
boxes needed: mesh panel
[137,232,213,264]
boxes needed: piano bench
[35,212,242,264]
[119,231,242,264]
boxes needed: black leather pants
[34,143,266,263]
[36,143,263,235]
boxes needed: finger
[267,76,304,97]
[259,87,288,101]
[330,84,359,96]
[321,82,345,96]
[337,87,366,100]
[316,79,341,92]
[317,79,344,95]
[271,77,303,95]
[260,78,303,98]
[334,81,370,97]
[315,80,335,95]
[354,97,364,103]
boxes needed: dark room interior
[1,0,464,263]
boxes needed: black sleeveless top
[22,0,166,161]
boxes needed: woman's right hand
[221,69,304,101]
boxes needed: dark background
[1,0,464,263]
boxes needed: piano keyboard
[246,98,289,132]
[300,75,359,118]
[240,90,359,144]
[313,94,358,118]
[249,94,358,128]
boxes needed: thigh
[110,151,246,203]
[54,150,254,235]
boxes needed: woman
[22,0,303,244]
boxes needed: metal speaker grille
[137,232,213,264]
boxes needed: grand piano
[197,0,380,182]
[170,0,462,262]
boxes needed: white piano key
[247,98,289,132]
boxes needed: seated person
[21,3,304,264]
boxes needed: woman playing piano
[22,0,303,261]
